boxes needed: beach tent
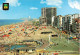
[41,32,52,34]
[34,30,37,31]
[24,32,28,34]
[8,32,12,34]
[51,35,58,37]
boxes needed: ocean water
[0,19,24,26]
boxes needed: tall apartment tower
[41,7,57,25]
[41,8,46,18]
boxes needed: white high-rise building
[51,16,55,26]
[70,14,80,24]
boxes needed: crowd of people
[0,21,49,44]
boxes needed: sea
[0,19,24,26]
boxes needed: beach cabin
[37,50,49,55]
[14,47,36,53]
[41,31,52,34]
[51,34,58,37]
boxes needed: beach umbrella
[69,37,73,40]
[9,30,12,31]
[73,37,77,39]
[6,35,9,37]
[40,29,41,30]
[53,53,58,55]
[3,35,4,37]
[22,29,24,31]
[27,27,29,28]
[44,26,46,28]
[70,37,73,39]
[3,35,6,37]
[34,30,37,31]
[73,37,76,38]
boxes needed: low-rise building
[39,16,46,25]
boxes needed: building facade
[53,15,63,30]
[40,7,57,25]
[46,7,57,25]
[40,7,80,36]
[39,16,46,25]
[62,14,80,34]
[72,18,80,34]
[62,17,65,30]
[57,15,63,29]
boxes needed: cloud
[68,0,80,10]
[5,0,21,7]
[40,0,46,3]
[30,7,38,10]
[40,0,62,8]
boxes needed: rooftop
[42,7,56,9]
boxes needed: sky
[0,0,80,19]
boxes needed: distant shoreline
[0,19,25,26]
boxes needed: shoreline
[0,19,25,27]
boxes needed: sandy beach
[0,21,79,55]
[0,20,56,44]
